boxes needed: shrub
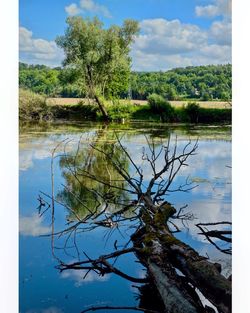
[147,94,175,122]
[106,102,137,121]
[52,102,98,120]
[185,102,200,123]
[198,108,232,123]
[19,88,52,120]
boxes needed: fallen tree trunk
[132,203,231,313]
[50,136,231,313]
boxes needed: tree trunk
[94,94,109,121]
[132,204,231,313]
[86,65,109,121]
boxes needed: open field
[47,97,231,109]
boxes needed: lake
[19,121,231,313]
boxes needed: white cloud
[134,19,207,56]
[131,49,194,71]
[61,268,109,286]
[65,3,82,16]
[195,0,232,18]
[19,27,64,67]
[196,4,219,18]
[210,20,232,45]
[65,0,112,18]
[80,0,112,18]
[200,44,231,61]
[131,18,231,71]
[19,214,51,236]
[19,133,91,171]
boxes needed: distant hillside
[19,63,231,101]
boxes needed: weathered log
[133,231,208,313]
[132,203,231,313]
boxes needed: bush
[52,102,98,120]
[106,102,137,121]
[198,108,232,123]
[19,88,53,120]
[147,94,175,122]
[185,102,200,123]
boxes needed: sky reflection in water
[19,122,231,313]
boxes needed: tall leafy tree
[56,16,139,120]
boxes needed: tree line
[19,62,231,101]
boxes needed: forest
[19,62,232,101]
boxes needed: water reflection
[26,307,63,313]
[60,268,109,286]
[57,129,130,221]
[19,214,50,236]
[19,121,231,313]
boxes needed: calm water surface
[19,121,231,313]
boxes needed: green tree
[57,130,130,219]
[56,16,139,120]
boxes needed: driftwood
[132,203,231,313]
[42,133,231,313]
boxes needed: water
[19,121,231,313]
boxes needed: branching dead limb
[196,222,232,255]
[42,134,231,313]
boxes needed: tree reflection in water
[39,131,231,313]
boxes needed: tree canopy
[130,64,232,101]
[55,16,139,118]
[19,63,232,102]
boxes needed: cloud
[210,20,232,45]
[19,133,86,171]
[65,3,82,16]
[61,268,109,286]
[19,27,64,67]
[195,0,231,18]
[134,19,207,56]
[65,0,112,18]
[131,18,231,71]
[80,0,112,18]
[19,214,51,236]
[200,44,231,61]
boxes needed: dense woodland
[19,62,232,101]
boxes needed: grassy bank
[19,90,231,124]
[47,97,231,109]
[19,89,52,121]
[50,101,231,124]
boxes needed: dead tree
[41,134,231,313]
[196,222,232,255]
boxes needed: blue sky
[19,0,232,70]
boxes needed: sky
[19,0,232,71]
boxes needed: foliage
[55,16,139,118]
[51,101,99,120]
[130,64,232,101]
[19,63,60,96]
[185,102,200,123]
[197,108,232,123]
[106,101,137,121]
[57,67,86,97]
[19,63,232,102]
[147,94,175,122]
[19,88,53,120]
[57,132,130,218]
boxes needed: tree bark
[132,204,231,313]
[94,94,109,121]
[86,64,109,121]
